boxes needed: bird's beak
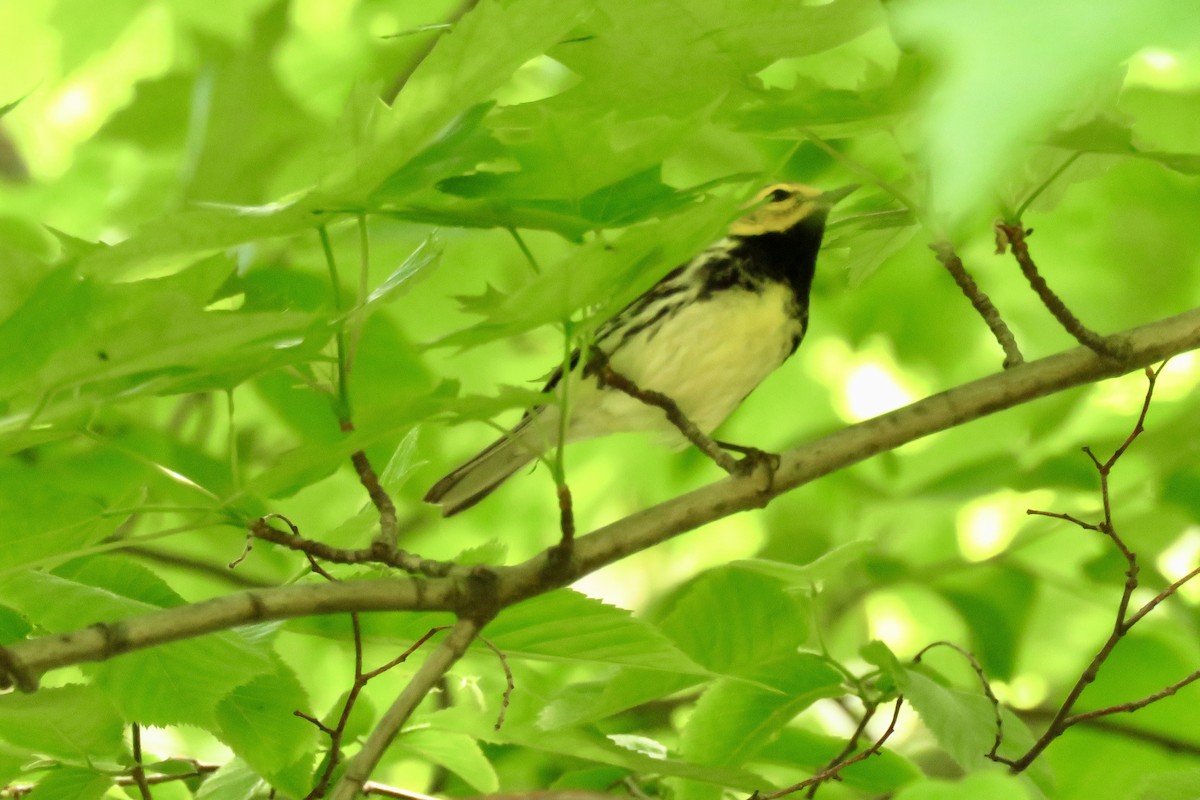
[818,184,859,207]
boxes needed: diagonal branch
[331,617,485,800]
[996,223,1124,359]
[3,307,1200,691]
[931,241,1024,369]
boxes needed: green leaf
[193,759,266,800]
[890,0,1200,230]
[0,463,106,571]
[0,685,124,761]
[901,667,1046,784]
[339,0,590,199]
[680,653,843,767]
[729,540,873,593]
[23,766,112,800]
[541,568,809,728]
[486,589,709,674]
[430,705,766,791]
[934,565,1038,679]
[395,729,499,793]
[0,568,274,729]
[759,727,921,795]
[893,772,1037,800]
[216,668,317,795]
[437,194,741,349]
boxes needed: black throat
[729,214,827,306]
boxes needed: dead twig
[995,224,1125,360]
[930,241,1024,368]
[753,697,904,800]
[1005,363,1198,771]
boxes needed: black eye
[767,188,792,202]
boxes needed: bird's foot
[716,441,780,492]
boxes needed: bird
[424,182,856,516]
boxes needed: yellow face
[728,183,827,236]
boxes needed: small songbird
[425,183,856,516]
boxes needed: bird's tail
[424,420,544,516]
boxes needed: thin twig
[913,641,1005,760]
[996,223,1125,360]
[1065,669,1200,727]
[130,723,153,800]
[1008,364,1185,772]
[754,697,903,800]
[1019,707,1200,756]
[478,637,515,730]
[804,702,877,799]
[247,517,469,578]
[930,241,1024,368]
[332,618,486,800]
[306,624,452,799]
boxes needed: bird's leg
[586,347,744,476]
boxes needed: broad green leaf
[23,766,112,800]
[549,0,884,117]
[541,568,809,728]
[193,759,265,800]
[76,202,314,278]
[0,685,123,761]
[0,569,274,729]
[216,668,316,795]
[0,463,106,570]
[486,589,709,674]
[901,667,1047,786]
[340,0,590,199]
[429,705,765,791]
[395,729,499,794]
[679,653,843,768]
[729,540,873,593]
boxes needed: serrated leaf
[396,729,499,793]
[0,569,274,729]
[0,463,106,571]
[216,668,317,792]
[901,667,1048,787]
[487,589,709,674]
[436,194,741,350]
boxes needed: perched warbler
[425,183,855,515]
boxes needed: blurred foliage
[1,0,1200,798]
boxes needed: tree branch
[3,307,1200,691]
[332,617,484,800]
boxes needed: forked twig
[995,224,1125,360]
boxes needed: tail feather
[424,423,542,516]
